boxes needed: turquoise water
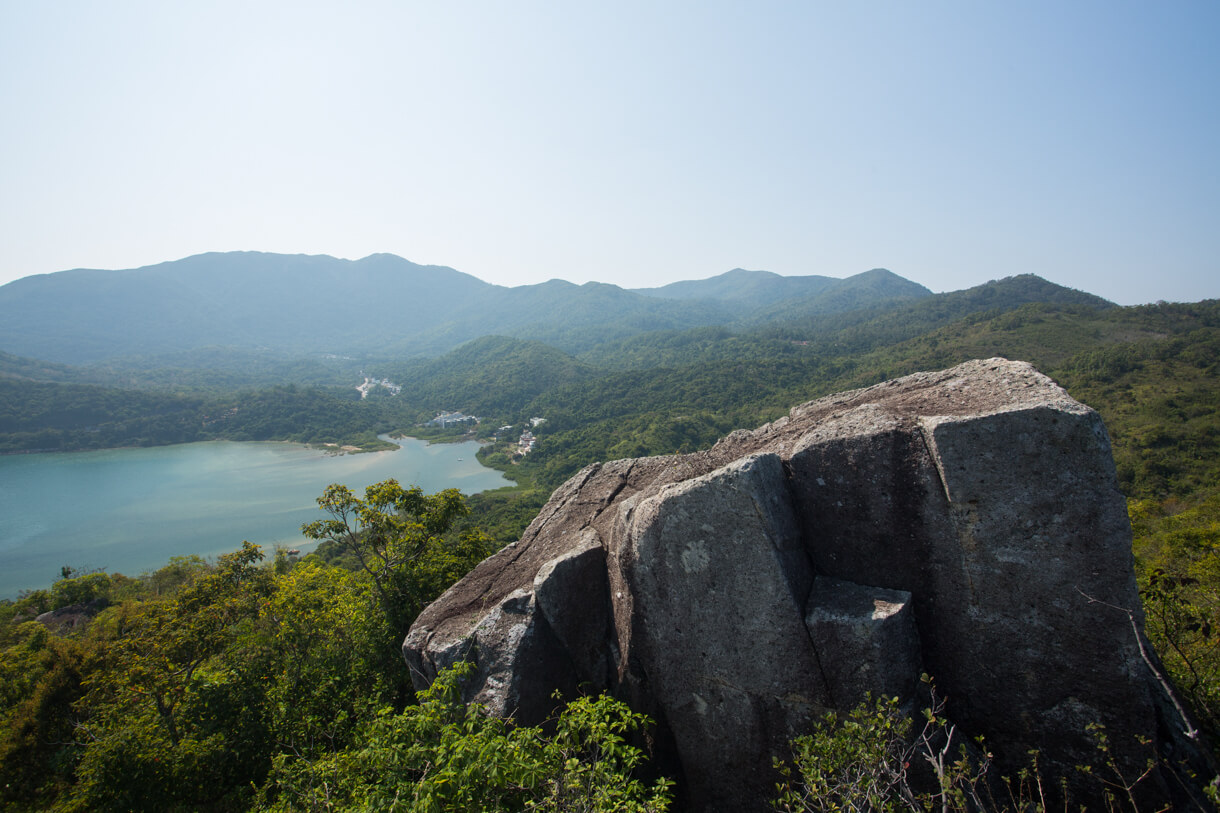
[0,437,509,598]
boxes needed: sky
[1,2,1217,305]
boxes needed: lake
[0,436,509,599]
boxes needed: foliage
[1132,494,1220,742]
[48,571,114,610]
[773,688,1192,813]
[0,377,410,453]
[259,662,673,812]
[375,335,594,418]
[461,486,550,549]
[259,561,394,767]
[0,482,511,812]
[301,481,475,624]
[3,283,1220,809]
[0,625,94,809]
[62,542,274,811]
[773,695,918,813]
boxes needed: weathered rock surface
[804,577,922,709]
[616,454,826,810]
[404,359,1207,811]
[35,600,107,633]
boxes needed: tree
[64,542,274,811]
[301,480,471,626]
[258,662,674,812]
[261,560,390,763]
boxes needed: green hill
[632,267,841,308]
[2,280,1219,812]
[377,335,594,418]
[0,252,937,364]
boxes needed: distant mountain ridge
[0,252,941,365]
[0,252,493,363]
[632,268,841,307]
[632,266,931,314]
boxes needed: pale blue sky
[1,2,1216,304]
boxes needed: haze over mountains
[0,252,1108,368]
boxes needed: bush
[260,662,674,812]
[772,685,1213,812]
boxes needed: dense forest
[1,278,1218,810]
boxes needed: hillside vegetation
[0,263,1217,810]
[0,252,928,364]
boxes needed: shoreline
[0,436,508,600]
[2,436,402,458]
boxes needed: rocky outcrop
[404,359,1206,811]
[35,600,108,633]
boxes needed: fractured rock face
[804,577,922,709]
[614,454,826,811]
[404,359,1202,811]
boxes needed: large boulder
[613,454,827,811]
[404,359,1207,811]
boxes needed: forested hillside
[2,284,1216,540]
[491,301,1217,514]
[2,281,1214,528]
[0,379,401,454]
[0,252,927,364]
[376,335,595,418]
[632,266,933,316]
[1,267,1218,810]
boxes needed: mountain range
[0,252,1109,367]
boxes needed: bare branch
[1076,586,1198,740]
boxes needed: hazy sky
[2,2,1217,305]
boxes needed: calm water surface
[0,437,508,598]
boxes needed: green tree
[259,662,673,812]
[0,622,94,809]
[301,480,470,628]
[261,560,391,763]
[63,542,275,812]
[49,571,114,610]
